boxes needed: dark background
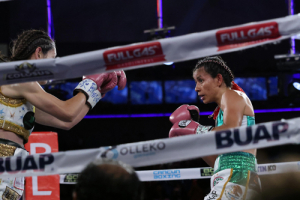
[1,0,300,199]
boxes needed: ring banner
[59,161,300,183]
[0,15,300,85]
[0,117,299,178]
[24,132,60,200]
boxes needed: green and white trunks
[204,152,261,200]
[204,109,260,200]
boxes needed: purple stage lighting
[47,0,54,39]
[84,107,300,119]
[157,0,163,28]
[290,0,296,54]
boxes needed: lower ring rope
[59,161,300,184]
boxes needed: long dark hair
[0,29,55,62]
[193,56,234,87]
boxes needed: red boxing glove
[99,72,118,94]
[116,70,127,90]
[169,105,200,124]
[84,72,118,94]
[169,120,199,138]
[100,70,126,97]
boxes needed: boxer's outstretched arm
[3,82,88,122]
[35,105,89,130]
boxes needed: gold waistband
[0,120,29,142]
[0,143,17,157]
[0,91,26,107]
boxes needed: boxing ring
[0,13,300,197]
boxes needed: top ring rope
[0,15,300,85]
[0,116,299,178]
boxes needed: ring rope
[59,161,300,184]
[0,117,299,178]
[0,15,299,85]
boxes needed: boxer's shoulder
[223,90,245,103]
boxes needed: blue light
[164,62,174,65]
[293,74,300,79]
[293,82,300,90]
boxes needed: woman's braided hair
[193,56,234,87]
[0,30,55,62]
[194,56,246,119]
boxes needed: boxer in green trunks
[169,56,261,200]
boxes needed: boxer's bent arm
[35,105,89,130]
[212,91,245,131]
[6,82,87,122]
[202,92,246,167]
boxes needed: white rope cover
[59,161,300,184]
[0,117,299,178]
[0,15,299,85]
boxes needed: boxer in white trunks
[0,29,126,199]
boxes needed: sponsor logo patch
[2,186,20,200]
[13,177,24,190]
[213,176,224,187]
[100,146,119,159]
[178,120,191,128]
[225,185,243,200]
[215,122,289,149]
[121,142,166,159]
[153,170,180,179]
[267,165,276,171]
[206,190,218,200]
[64,174,78,183]
[200,168,214,177]
[0,154,55,174]
[99,142,166,160]
[104,41,166,70]
[257,165,267,172]
[216,22,280,51]
[4,62,53,81]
